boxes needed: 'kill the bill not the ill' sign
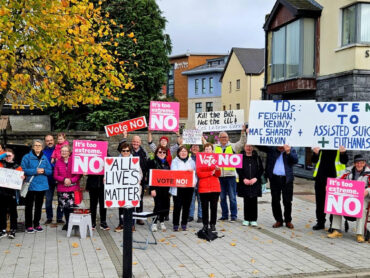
[104,116,147,137]
[195,110,244,131]
[325,178,365,218]
[149,169,194,187]
[0,168,24,190]
[104,157,141,208]
[196,153,243,168]
[72,140,108,175]
[149,101,180,132]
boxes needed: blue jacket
[21,150,52,191]
[263,147,298,184]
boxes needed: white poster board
[195,110,244,131]
[182,129,203,144]
[0,168,24,190]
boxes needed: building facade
[264,0,370,175]
[220,48,264,123]
[182,56,227,128]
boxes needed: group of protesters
[0,127,369,244]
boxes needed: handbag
[74,190,83,205]
[20,159,43,198]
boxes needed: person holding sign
[196,143,221,232]
[203,127,246,222]
[54,145,82,231]
[0,149,24,239]
[327,155,370,243]
[21,139,53,233]
[311,146,348,230]
[170,146,196,231]
[236,144,264,227]
[148,130,182,166]
[147,146,171,232]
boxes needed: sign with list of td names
[0,168,24,190]
[104,157,141,208]
[182,129,203,145]
[72,140,108,175]
[247,100,370,150]
[195,110,245,131]
[149,101,179,132]
[104,116,147,137]
[325,178,365,218]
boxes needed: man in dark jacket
[262,145,298,229]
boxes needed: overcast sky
[156,0,276,55]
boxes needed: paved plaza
[0,178,369,278]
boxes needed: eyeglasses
[219,136,228,139]
[157,151,166,154]
[121,149,130,153]
[34,145,42,147]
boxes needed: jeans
[219,176,238,219]
[189,188,202,219]
[45,182,63,221]
[25,191,45,228]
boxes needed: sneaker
[181,225,187,231]
[219,217,227,221]
[0,230,7,239]
[160,222,166,232]
[62,224,68,231]
[173,225,179,232]
[242,221,250,226]
[151,223,158,232]
[115,225,123,232]
[230,217,237,222]
[188,216,194,222]
[57,219,65,224]
[44,219,52,225]
[250,221,258,227]
[8,230,15,239]
[26,227,35,234]
[197,218,203,223]
[34,226,44,232]
[100,223,110,231]
[356,235,365,243]
[327,230,343,239]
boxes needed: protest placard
[149,169,194,187]
[182,129,203,145]
[104,157,141,208]
[104,116,147,137]
[195,110,244,131]
[325,178,365,218]
[247,100,370,150]
[196,153,243,168]
[149,101,179,131]
[72,140,108,175]
[0,168,24,190]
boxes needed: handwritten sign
[196,153,243,168]
[149,101,179,131]
[195,110,244,131]
[149,169,194,187]
[72,140,108,175]
[0,168,24,190]
[104,157,141,208]
[247,100,370,150]
[104,116,147,137]
[182,129,203,145]
[325,178,365,218]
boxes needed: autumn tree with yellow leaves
[0,0,134,115]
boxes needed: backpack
[196,228,220,241]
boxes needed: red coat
[197,165,221,193]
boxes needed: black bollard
[123,208,133,278]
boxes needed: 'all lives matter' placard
[104,157,141,208]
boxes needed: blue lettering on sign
[313,125,349,136]
[353,126,370,136]
[260,137,286,145]
[249,128,263,136]
[273,100,295,112]
[334,137,370,149]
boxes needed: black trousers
[152,187,170,223]
[136,184,145,213]
[199,192,219,226]
[243,196,258,222]
[270,175,293,223]
[0,195,18,230]
[314,177,327,225]
[89,187,107,226]
[173,188,194,226]
[25,191,45,228]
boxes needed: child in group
[0,149,24,239]
[51,133,69,164]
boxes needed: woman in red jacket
[196,143,221,232]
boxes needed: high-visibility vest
[214,145,234,171]
[313,150,346,178]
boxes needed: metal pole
[122,208,133,278]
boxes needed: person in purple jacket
[54,145,82,231]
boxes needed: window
[271,18,315,82]
[195,79,199,94]
[202,78,206,94]
[195,102,202,113]
[236,79,240,90]
[229,81,232,93]
[209,77,213,93]
[236,103,240,110]
[229,104,231,110]
[342,3,370,45]
[167,64,175,96]
[223,105,226,111]
[206,102,213,112]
